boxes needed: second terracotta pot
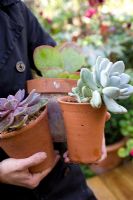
[27,78,77,142]
[58,96,107,164]
[0,107,55,173]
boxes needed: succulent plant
[0,89,48,132]
[33,42,86,78]
[69,56,133,113]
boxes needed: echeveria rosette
[69,56,133,113]
[0,89,48,133]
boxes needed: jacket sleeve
[21,2,56,74]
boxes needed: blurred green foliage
[105,69,133,145]
[80,164,96,178]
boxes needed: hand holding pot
[0,152,60,189]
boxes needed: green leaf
[61,48,85,73]
[118,147,128,158]
[33,45,64,73]
[127,139,133,150]
[42,68,64,78]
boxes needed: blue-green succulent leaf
[102,87,120,98]
[90,91,102,108]
[81,68,97,90]
[103,95,127,113]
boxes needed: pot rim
[27,78,77,94]
[58,95,89,105]
[107,137,126,152]
[58,96,106,108]
[0,107,47,139]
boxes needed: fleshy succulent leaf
[102,87,120,98]
[19,89,36,106]
[119,73,130,85]
[15,89,25,102]
[77,79,84,92]
[4,99,18,111]
[103,95,127,113]
[90,91,102,108]
[25,104,43,116]
[60,47,85,73]
[33,42,86,78]
[0,98,8,110]
[0,113,14,132]
[10,115,28,130]
[7,95,15,101]
[13,106,27,117]
[25,98,48,116]
[42,68,64,78]
[28,93,41,106]
[0,110,10,118]
[110,61,125,75]
[81,68,97,90]
[109,76,121,87]
[95,56,103,73]
[94,56,103,84]
[100,62,113,87]
[121,85,133,96]
[33,45,64,73]
[117,95,130,99]
[82,86,92,98]
[99,58,110,72]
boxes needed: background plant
[33,42,86,79]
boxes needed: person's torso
[0,0,32,98]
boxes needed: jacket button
[16,61,26,72]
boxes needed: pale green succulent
[33,42,86,78]
[69,56,133,114]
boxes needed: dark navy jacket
[0,1,97,199]
[0,0,56,98]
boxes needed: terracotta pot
[27,78,77,142]
[58,96,107,164]
[90,137,126,174]
[0,107,55,173]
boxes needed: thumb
[105,112,111,122]
[18,152,47,169]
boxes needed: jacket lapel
[0,2,23,68]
